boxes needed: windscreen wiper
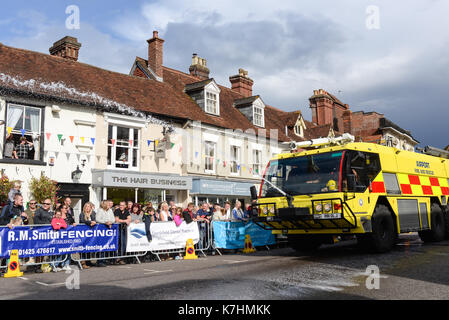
[261,177,295,208]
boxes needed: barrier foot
[215,248,223,256]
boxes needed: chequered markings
[398,174,449,196]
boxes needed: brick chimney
[147,31,164,80]
[229,69,253,98]
[49,36,81,61]
[189,54,210,80]
[309,89,334,126]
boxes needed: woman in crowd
[213,207,229,221]
[159,202,170,222]
[80,202,96,227]
[96,200,115,228]
[130,203,143,224]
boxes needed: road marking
[223,260,249,264]
[35,281,66,287]
[117,266,132,269]
[143,269,173,275]
[18,277,29,281]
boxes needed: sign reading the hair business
[92,170,192,190]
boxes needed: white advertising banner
[126,221,200,252]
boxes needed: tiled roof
[0,44,216,125]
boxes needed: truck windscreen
[260,151,344,197]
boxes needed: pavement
[2,233,449,300]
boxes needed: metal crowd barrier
[150,221,214,261]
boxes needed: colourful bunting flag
[111,139,116,145]
[155,140,159,147]
[69,136,74,143]
[91,138,95,145]
[46,133,51,140]
[147,140,152,147]
[20,129,26,137]
[80,137,85,144]
[195,151,199,158]
[129,140,133,146]
[170,143,175,149]
[57,134,63,142]
[7,127,12,135]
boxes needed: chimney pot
[147,30,165,80]
[229,69,253,98]
[49,36,81,61]
[189,54,210,80]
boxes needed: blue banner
[0,224,119,258]
[212,221,276,249]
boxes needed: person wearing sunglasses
[34,198,54,225]
[25,199,38,225]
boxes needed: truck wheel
[419,203,446,243]
[287,235,322,253]
[365,205,395,253]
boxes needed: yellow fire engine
[250,134,449,253]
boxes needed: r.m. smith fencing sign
[92,170,192,190]
[0,224,118,258]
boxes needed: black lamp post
[71,165,82,180]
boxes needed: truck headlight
[324,203,332,212]
[262,207,268,214]
[269,206,275,214]
[315,203,323,212]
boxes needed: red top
[51,217,67,230]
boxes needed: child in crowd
[173,207,183,227]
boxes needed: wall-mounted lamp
[71,166,82,180]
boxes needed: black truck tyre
[363,204,396,253]
[419,203,446,243]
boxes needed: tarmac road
[2,233,449,300]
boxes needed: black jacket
[34,207,53,225]
[79,212,96,227]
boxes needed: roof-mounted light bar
[416,146,449,159]
[288,133,355,150]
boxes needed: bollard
[184,239,198,260]
[4,250,23,278]
[243,234,256,253]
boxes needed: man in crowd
[31,198,53,273]
[2,194,28,226]
[182,202,195,223]
[114,201,131,264]
[25,199,38,225]
[13,136,34,159]
[63,197,76,224]
[195,202,212,249]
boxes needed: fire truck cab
[250,134,449,253]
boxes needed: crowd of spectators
[0,183,256,274]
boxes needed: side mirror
[250,186,258,200]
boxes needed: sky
[0,0,448,148]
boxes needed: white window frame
[252,149,262,176]
[230,145,241,175]
[204,82,220,116]
[253,106,264,127]
[205,91,218,115]
[204,141,216,174]
[107,124,140,170]
[6,103,42,160]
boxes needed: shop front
[190,178,256,208]
[92,170,192,207]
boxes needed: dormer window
[184,79,220,116]
[234,95,265,128]
[253,105,264,127]
[205,91,218,115]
